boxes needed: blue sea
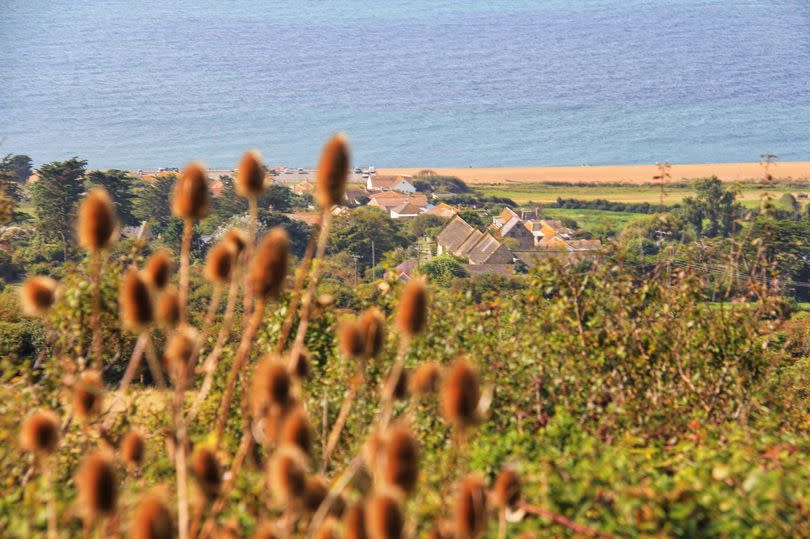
[1,0,809,169]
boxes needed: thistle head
[222,228,248,257]
[205,240,236,283]
[288,347,311,379]
[120,269,153,331]
[316,133,350,208]
[280,406,313,456]
[381,425,419,495]
[337,318,364,359]
[492,467,521,511]
[73,369,103,421]
[302,475,329,513]
[236,149,266,198]
[395,278,427,337]
[163,325,198,380]
[249,228,290,299]
[344,504,368,539]
[19,408,60,455]
[78,188,118,251]
[156,288,180,329]
[76,450,118,519]
[190,446,222,501]
[365,489,404,539]
[143,249,173,290]
[251,355,292,417]
[20,276,57,317]
[171,162,210,220]
[268,445,309,505]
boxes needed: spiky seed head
[313,518,341,539]
[131,492,173,539]
[163,325,198,380]
[288,347,311,379]
[358,307,385,359]
[492,468,521,510]
[222,228,248,257]
[76,451,118,518]
[316,133,350,208]
[20,276,57,317]
[120,269,154,331]
[73,369,103,421]
[441,358,481,429]
[251,355,292,417]
[156,288,180,329]
[19,409,60,455]
[191,446,221,501]
[249,228,289,299]
[236,149,266,197]
[344,504,368,539]
[171,162,210,219]
[143,250,173,290]
[395,278,427,337]
[409,362,442,396]
[454,475,488,539]
[381,425,419,495]
[268,445,308,504]
[365,490,404,539]
[121,429,145,469]
[251,521,280,539]
[280,407,313,456]
[338,319,364,359]
[78,188,118,251]
[302,475,328,513]
[205,241,236,283]
[383,368,409,401]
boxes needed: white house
[367,175,416,194]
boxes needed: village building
[436,214,514,266]
[390,202,423,219]
[423,202,457,218]
[524,219,574,245]
[366,175,416,194]
[292,180,315,196]
[491,208,535,250]
[367,192,429,212]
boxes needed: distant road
[379,162,810,185]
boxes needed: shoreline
[377,162,810,185]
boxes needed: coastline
[377,162,810,185]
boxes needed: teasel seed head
[76,450,118,518]
[383,367,409,401]
[19,408,60,455]
[344,504,368,539]
[268,445,309,504]
[424,521,455,539]
[120,269,153,331]
[251,355,292,417]
[143,249,173,290]
[222,228,248,257]
[131,491,173,539]
[156,288,180,329]
[409,362,442,397]
[338,319,365,359]
[316,133,350,208]
[381,425,419,495]
[454,475,489,539]
[163,325,198,380]
[395,278,427,337]
[441,357,481,429]
[191,446,222,501]
[288,347,311,379]
[77,187,118,251]
[236,149,266,197]
[365,490,405,539]
[302,475,329,513]
[171,162,210,219]
[249,228,289,299]
[121,429,145,469]
[358,307,385,359]
[251,521,280,539]
[280,406,313,456]
[73,369,103,421]
[20,276,57,317]
[492,468,521,510]
[205,240,236,283]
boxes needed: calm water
[1,0,809,168]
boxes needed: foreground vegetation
[0,142,808,538]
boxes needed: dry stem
[89,250,103,367]
[178,218,193,324]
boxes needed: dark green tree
[86,169,139,226]
[329,206,408,271]
[678,177,741,238]
[133,175,175,233]
[420,254,468,286]
[30,158,87,259]
[458,209,488,231]
[258,210,312,258]
[0,154,33,183]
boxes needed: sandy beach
[378,162,810,185]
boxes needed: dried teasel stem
[44,458,57,539]
[307,456,365,539]
[213,298,267,447]
[277,220,320,355]
[178,217,193,324]
[89,250,103,366]
[519,502,613,539]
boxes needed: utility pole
[351,254,360,287]
[653,162,671,207]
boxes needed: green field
[539,207,649,230]
[475,181,810,208]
